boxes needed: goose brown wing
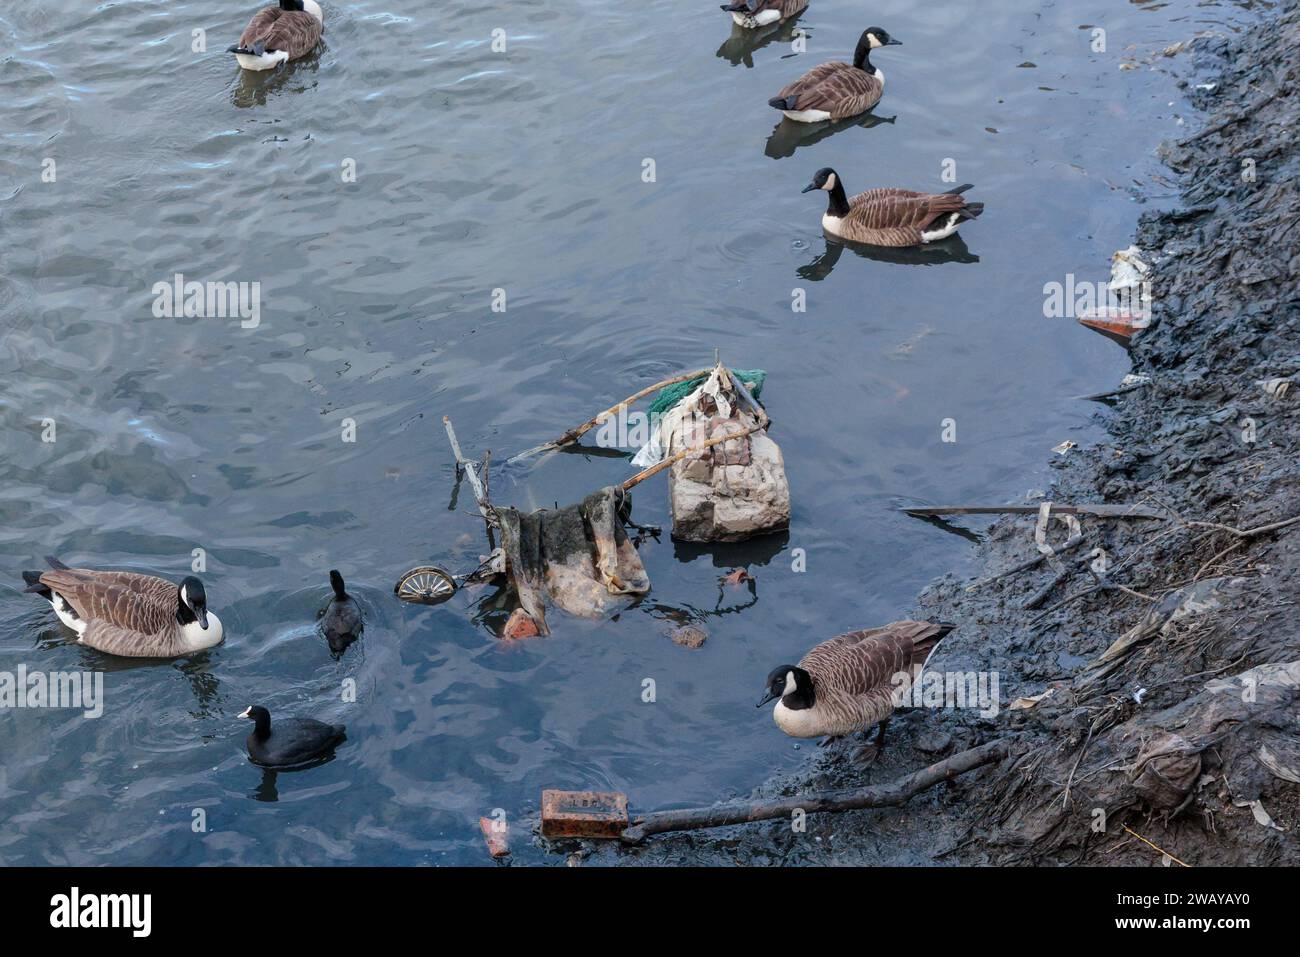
[80,620,183,657]
[799,627,917,698]
[776,62,876,112]
[844,190,970,245]
[38,569,176,634]
[239,8,322,57]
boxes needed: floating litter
[394,566,457,605]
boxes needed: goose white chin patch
[782,671,798,696]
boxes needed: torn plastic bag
[495,486,650,635]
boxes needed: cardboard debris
[1259,376,1292,399]
[1010,689,1055,710]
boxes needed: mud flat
[566,1,1300,866]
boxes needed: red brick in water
[540,789,629,839]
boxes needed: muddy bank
[559,1,1300,866]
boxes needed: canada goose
[228,0,324,71]
[758,621,955,764]
[801,169,985,246]
[721,0,807,29]
[22,557,223,658]
[239,705,346,767]
[768,26,900,122]
[318,569,363,655]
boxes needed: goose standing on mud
[722,0,808,29]
[758,621,955,764]
[228,0,324,71]
[22,557,223,658]
[768,26,900,122]
[802,168,985,246]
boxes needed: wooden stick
[968,533,1083,593]
[903,504,1170,520]
[443,416,495,525]
[1075,381,1151,402]
[619,739,1010,844]
[508,367,715,463]
[1177,90,1280,146]
[621,422,764,492]
[1183,512,1300,540]
[1119,824,1191,867]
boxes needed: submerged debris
[670,624,709,648]
[496,486,650,636]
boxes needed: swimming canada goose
[721,0,807,29]
[318,569,363,655]
[228,0,324,71]
[758,621,955,764]
[768,26,900,122]
[802,169,985,246]
[22,557,223,658]
[239,705,346,767]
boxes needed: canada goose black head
[757,665,814,710]
[853,27,900,70]
[278,0,306,10]
[863,27,900,49]
[177,576,209,629]
[802,167,839,193]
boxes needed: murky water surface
[0,0,1257,863]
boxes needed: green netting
[646,369,766,420]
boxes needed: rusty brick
[479,816,510,858]
[540,789,629,839]
[502,608,540,639]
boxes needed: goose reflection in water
[716,14,808,68]
[798,234,980,282]
[765,111,896,159]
